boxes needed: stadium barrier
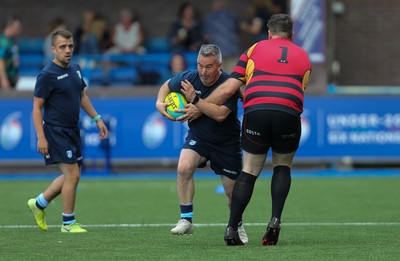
[1,95,400,170]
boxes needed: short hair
[51,29,73,47]
[3,15,20,30]
[198,44,222,64]
[267,14,293,39]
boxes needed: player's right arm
[0,58,10,89]
[204,78,243,105]
[155,80,175,120]
[32,96,48,156]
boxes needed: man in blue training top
[28,29,108,233]
[156,44,248,243]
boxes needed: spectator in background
[77,13,112,55]
[167,2,204,53]
[0,15,22,90]
[159,52,188,84]
[204,0,241,72]
[92,14,112,53]
[240,0,284,43]
[106,8,146,54]
[74,9,96,55]
[43,18,67,60]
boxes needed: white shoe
[171,219,193,235]
[238,224,249,243]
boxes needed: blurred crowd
[0,0,287,90]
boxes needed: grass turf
[1,175,400,260]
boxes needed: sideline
[1,169,400,180]
[2,222,400,229]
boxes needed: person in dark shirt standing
[156,44,248,243]
[28,29,108,233]
[182,14,311,246]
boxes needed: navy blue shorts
[183,132,242,180]
[241,111,301,154]
[43,123,82,166]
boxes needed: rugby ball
[164,92,188,119]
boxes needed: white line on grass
[1,222,400,229]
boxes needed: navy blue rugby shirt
[34,62,86,128]
[168,70,240,144]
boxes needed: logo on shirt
[57,74,68,80]
[189,139,197,146]
[246,128,261,136]
[66,150,72,158]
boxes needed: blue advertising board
[1,96,400,163]
[298,96,400,159]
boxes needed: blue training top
[34,62,86,128]
[168,70,240,144]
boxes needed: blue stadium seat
[18,38,44,55]
[145,38,171,53]
[83,67,107,87]
[183,52,198,70]
[19,54,45,76]
[108,66,141,87]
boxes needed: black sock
[271,166,291,220]
[228,171,257,229]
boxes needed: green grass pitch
[1,175,400,260]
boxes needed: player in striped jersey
[181,13,311,246]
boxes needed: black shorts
[43,123,83,166]
[183,132,242,180]
[241,111,301,154]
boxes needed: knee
[71,172,81,184]
[177,160,196,178]
[272,151,296,168]
[273,165,291,175]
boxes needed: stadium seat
[83,67,107,87]
[183,52,198,70]
[19,54,45,76]
[18,38,44,55]
[145,37,171,53]
[108,66,141,87]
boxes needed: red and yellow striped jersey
[231,38,311,116]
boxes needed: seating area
[17,37,198,89]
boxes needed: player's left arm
[302,69,311,91]
[81,90,108,140]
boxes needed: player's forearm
[80,93,98,118]
[205,78,242,105]
[156,82,171,104]
[0,60,9,83]
[32,108,45,139]
[194,99,230,122]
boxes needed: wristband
[91,114,102,123]
[191,95,200,105]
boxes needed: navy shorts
[43,123,83,166]
[241,111,301,154]
[183,132,242,180]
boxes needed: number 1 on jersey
[277,46,288,64]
